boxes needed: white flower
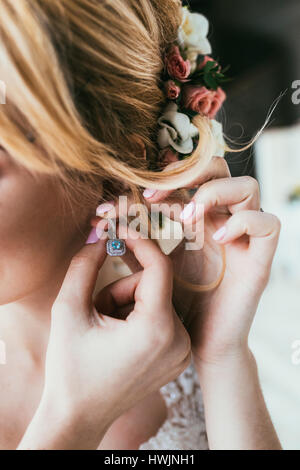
[186,50,199,74]
[209,120,226,157]
[178,6,212,56]
[157,102,199,154]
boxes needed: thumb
[54,227,108,315]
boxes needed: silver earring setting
[106,238,126,257]
[105,219,126,257]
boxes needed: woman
[0,0,281,450]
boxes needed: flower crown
[157,4,229,165]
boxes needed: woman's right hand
[18,229,191,450]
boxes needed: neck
[0,268,66,364]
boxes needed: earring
[106,218,126,257]
[106,239,126,257]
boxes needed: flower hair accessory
[157,4,229,163]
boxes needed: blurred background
[184,0,300,449]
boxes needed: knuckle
[260,213,282,237]
[242,175,259,192]
[212,156,223,164]
[222,158,231,174]
[213,156,231,175]
[198,181,218,205]
[271,214,282,233]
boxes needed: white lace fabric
[139,358,208,450]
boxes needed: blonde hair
[0,0,226,292]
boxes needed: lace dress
[138,358,209,450]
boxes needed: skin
[0,147,89,448]
[0,146,189,450]
[0,148,89,306]
[0,138,282,450]
[94,155,282,450]
[141,156,283,449]
[18,231,191,450]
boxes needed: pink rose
[197,55,215,70]
[164,80,181,100]
[182,85,226,118]
[165,45,191,82]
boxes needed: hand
[18,229,191,450]
[90,159,282,451]
[140,157,281,367]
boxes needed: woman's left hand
[140,157,281,367]
[91,156,282,450]
[139,157,282,450]
[93,156,281,368]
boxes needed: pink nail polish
[96,202,115,216]
[212,226,227,241]
[86,227,99,245]
[180,201,195,221]
[143,188,157,199]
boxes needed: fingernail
[212,226,227,241]
[180,201,195,221]
[86,227,99,245]
[143,188,157,199]
[96,202,115,216]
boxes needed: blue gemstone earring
[106,238,126,257]
[106,219,126,257]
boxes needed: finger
[93,196,144,226]
[118,226,174,316]
[179,176,261,224]
[142,156,231,203]
[92,157,230,229]
[94,271,142,316]
[92,189,187,233]
[54,229,108,312]
[95,195,136,221]
[212,210,281,260]
[122,249,143,274]
[91,215,143,274]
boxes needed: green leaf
[203,61,216,73]
[203,74,218,90]
[186,55,232,90]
